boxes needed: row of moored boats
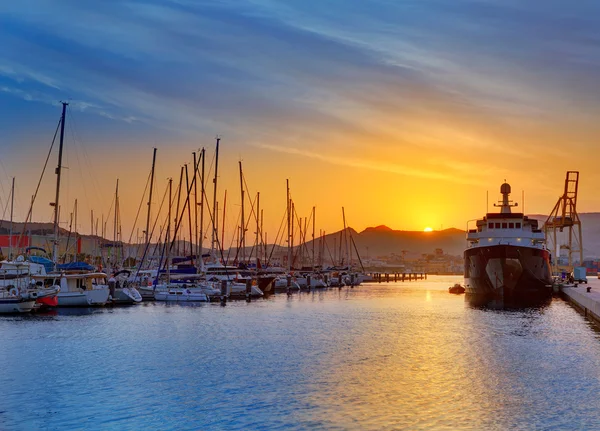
[0,251,369,314]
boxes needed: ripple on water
[1,277,600,430]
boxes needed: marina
[1,277,600,430]
[2,3,600,430]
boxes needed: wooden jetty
[367,272,427,283]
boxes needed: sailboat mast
[199,148,205,260]
[114,180,119,269]
[167,178,172,283]
[221,190,227,258]
[74,198,78,262]
[286,179,291,271]
[9,177,14,259]
[145,148,157,245]
[256,192,260,267]
[211,138,220,253]
[291,202,295,269]
[312,206,315,269]
[185,164,193,260]
[52,102,68,268]
[193,152,198,258]
[239,161,245,264]
[342,207,350,268]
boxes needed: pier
[367,272,427,283]
[561,277,600,328]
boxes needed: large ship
[464,182,553,297]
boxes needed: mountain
[0,220,68,236]
[312,213,600,260]
[355,226,465,257]
[4,212,600,261]
[302,226,465,260]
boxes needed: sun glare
[424,227,433,232]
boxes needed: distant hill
[301,226,466,259]
[0,220,67,236]
[4,213,600,260]
[355,226,465,257]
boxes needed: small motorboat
[448,283,466,294]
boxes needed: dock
[367,272,427,283]
[560,277,600,328]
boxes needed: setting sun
[424,227,433,232]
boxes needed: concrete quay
[561,277,600,328]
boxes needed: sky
[1,0,600,245]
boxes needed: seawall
[561,278,600,328]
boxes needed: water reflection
[0,278,599,431]
[465,293,553,310]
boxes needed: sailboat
[39,102,110,307]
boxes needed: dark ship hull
[464,244,552,297]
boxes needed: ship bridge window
[516,222,521,228]
[502,223,507,229]
[488,223,494,229]
[495,223,501,228]
[509,223,514,229]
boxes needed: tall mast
[291,202,295,269]
[9,177,14,259]
[221,190,227,258]
[52,102,68,268]
[114,179,119,269]
[342,207,350,268]
[167,178,172,283]
[303,217,307,268]
[91,209,94,264]
[286,179,291,271]
[312,206,315,270]
[256,192,260,267]
[185,164,193,260]
[299,217,303,267]
[211,138,220,253]
[199,148,205,260]
[74,198,78,262]
[29,194,33,250]
[260,207,265,263]
[145,147,157,245]
[239,161,245,264]
[193,152,198,258]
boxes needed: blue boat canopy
[57,262,95,271]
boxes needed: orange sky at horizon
[3,118,598,248]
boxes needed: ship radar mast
[493,181,518,214]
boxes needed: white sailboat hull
[0,298,36,313]
[57,288,110,307]
[111,287,142,304]
[154,288,208,302]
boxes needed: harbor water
[2,275,600,430]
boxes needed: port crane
[543,171,583,274]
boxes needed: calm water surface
[1,276,600,430]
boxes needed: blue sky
[1,0,600,234]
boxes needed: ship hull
[464,244,552,297]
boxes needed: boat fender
[9,287,19,297]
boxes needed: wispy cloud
[254,142,491,185]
